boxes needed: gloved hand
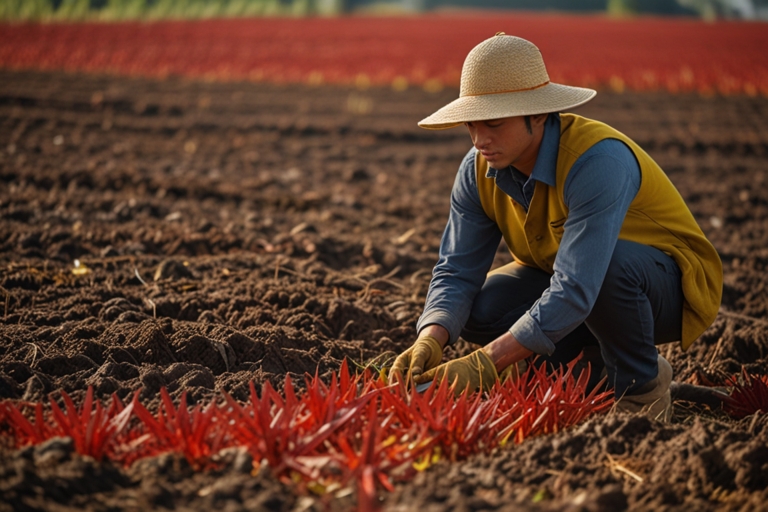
[388,335,443,385]
[413,349,499,396]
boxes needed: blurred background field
[2,0,768,20]
[1,9,767,96]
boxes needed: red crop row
[3,361,765,508]
[1,359,613,508]
[1,14,767,95]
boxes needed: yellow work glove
[388,335,443,385]
[413,349,499,397]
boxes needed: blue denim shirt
[416,113,641,355]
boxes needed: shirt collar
[485,113,560,186]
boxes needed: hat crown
[460,35,550,97]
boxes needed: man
[388,33,722,420]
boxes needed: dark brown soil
[1,69,767,511]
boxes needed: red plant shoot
[130,388,231,469]
[1,387,133,461]
[724,368,768,419]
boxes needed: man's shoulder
[559,113,635,156]
[460,146,477,168]
[560,113,637,143]
[457,146,480,180]
[450,147,481,195]
[560,113,617,134]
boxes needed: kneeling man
[389,34,722,421]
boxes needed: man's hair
[524,113,550,134]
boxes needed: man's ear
[532,113,548,127]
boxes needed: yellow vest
[475,113,722,350]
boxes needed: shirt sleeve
[510,139,641,355]
[417,148,502,344]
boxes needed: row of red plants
[0,359,613,508]
[2,359,766,508]
[1,14,767,95]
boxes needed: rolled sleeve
[417,310,466,344]
[510,311,557,355]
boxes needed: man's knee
[597,240,654,301]
[589,239,683,347]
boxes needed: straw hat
[418,33,596,130]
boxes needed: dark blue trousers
[460,240,684,396]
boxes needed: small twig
[408,268,432,301]
[357,277,403,303]
[24,343,44,366]
[385,300,406,311]
[612,463,644,483]
[369,278,403,290]
[380,265,402,281]
[134,267,148,287]
[353,351,397,373]
[605,453,644,483]
[143,298,157,318]
[356,267,404,302]
[353,265,402,283]
[273,259,308,281]
[275,265,304,278]
[662,342,674,362]
[409,268,431,285]
[212,341,230,373]
[707,321,734,371]
[393,228,416,245]
[109,349,140,367]
[708,334,726,370]
[70,255,136,268]
[338,319,355,340]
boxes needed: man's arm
[482,331,533,372]
[416,148,502,344]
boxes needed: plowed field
[1,69,768,510]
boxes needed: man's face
[464,115,542,173]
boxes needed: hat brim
[418,83,596,130]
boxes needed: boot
[615,354,673,422]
